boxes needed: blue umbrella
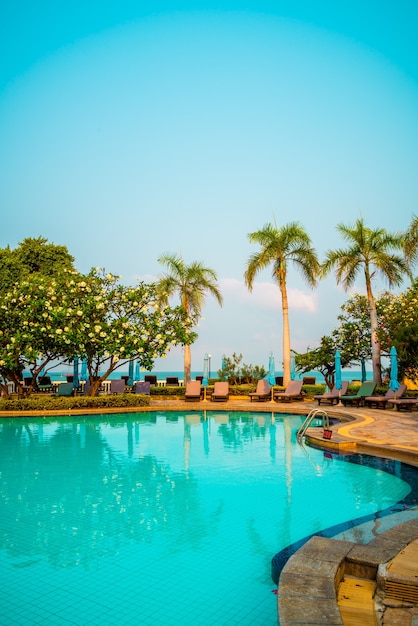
[128,360,134,386]
[389,346,400,394]
[335,350,342,391]
[268,352,275,385]
[80,358,88,380]
[135,360,140,382]
[290,354,295,380]
[361,358,367,382]
[202,353,209,387]
[73,358,79,391]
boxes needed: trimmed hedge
[0,393,150,412]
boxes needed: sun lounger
[53,382,74,397]
[302,376,316,385]
[184,380,201,402]
[387,398,418,412]
[110,379,126,394]
[249,380,271,402]
[211,382,229,402]
[133,381,150,394]
[38,376,53,393]
[166,376,179,386]
[274,380,303,402]
[364,383,406,409]
[314,381,349,406]
[340,381,376,407]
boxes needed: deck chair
[144,375,157,385]
[38,376,53,393]
[184,380,201,402]
[133,381,150,394]
[110,379,126,394]
[364,383,406,409]
[340,381,376,407]
[166,376,179,386]
[387,398,418,412]
[211,382,229,402]
[249,380,271,402]
[302,376,316,385]
[314,381,349,406]
[54,382,74,397]
[274,380,303,402]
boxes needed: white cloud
[220,278,318,313]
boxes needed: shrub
[0,393,150,412]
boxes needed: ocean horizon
[27,369,367,384]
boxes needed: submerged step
[337,575,378,625]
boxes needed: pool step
[337,575,378,626]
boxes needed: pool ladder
[297,408,329,441]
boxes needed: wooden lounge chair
[314,381,349,406]
[364,383,406,409]
[274,380,303,402]
[166,376,179,386]
[302,376,316,385]
[387,397,418,412]
[211,382,229,402]
[184,380,201,402]
[249,380,271,402]
[144,375,157,385]
[340,381,376,407]
[110,379,126,394]
[133,381,150,394]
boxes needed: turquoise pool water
[0,411,414,625]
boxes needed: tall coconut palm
[244,221,320,386]
[404,214,418,273]
[156,253,223,383]
[322,218,408,386]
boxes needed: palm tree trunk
[365,273,382,386]
[184,344,191,384]
[279,275,291,386]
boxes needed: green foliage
[0,268,195,396]
[331,293,383,366]
[0,393,150,412]
[0,237,75,290]
[217,352,267,384]
[244,221,320,384]
[377,278,418,381]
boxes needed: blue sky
[1,1,417,374]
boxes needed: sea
[29,369,366,384]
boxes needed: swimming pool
[0,411,415,625]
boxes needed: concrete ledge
[277,519,418,625]
[278,536,353,625]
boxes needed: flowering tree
[0,273,68,396]
[377,279,418,382]
[60,269,196,395]
[0,269,195,397]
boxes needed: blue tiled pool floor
[0,412,413,625]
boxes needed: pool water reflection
[0,412,414,625]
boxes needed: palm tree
[322,218,408,386]
[156,253,223,383]
[404,214,418,273]
[244,221,320,386]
